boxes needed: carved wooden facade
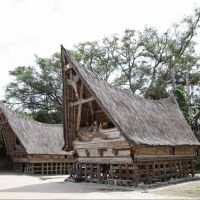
[61,45,200,185]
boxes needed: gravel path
[0,171,199,199]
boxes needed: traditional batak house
[0,102,75,174]
[61,45,200,185]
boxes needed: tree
[4,53,62,123]
[72,41,118,82]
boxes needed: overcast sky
[0,0,199,99]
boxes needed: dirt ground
[0,171,200,199]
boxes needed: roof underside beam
[69,97,95,107]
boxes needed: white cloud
[0,0,199,99]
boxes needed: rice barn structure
[61,45,200,185]
[0,102,75,174]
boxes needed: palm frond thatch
[0,102,68,155]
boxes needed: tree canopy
[5,53,62,123]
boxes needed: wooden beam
[69,97,95,107]
[67,73,80,99]
[61,48,70,150]
[112,148,118,156]
[98,148,107,157]
[76,82,83,131]
[88,101,94,122]
[112,147,130,156]
[66,74,79,85]
[78,157,133,164]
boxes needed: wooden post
[97,164,101,183]
[169,160,172,178]
[64,162,66,174]
[67,163,70,174]
[152,162,155,181]
[77,163,82,179]
[76,82,83,131]
[110,164,114,180]
[84,164,88,181]
[185,159,188,176]
[90,163,93,182]
[119,164,123,180]
[125,164,129,180]
[179,160,182,178]
[51,162,53,174]
[182,160,186,177]
[158,161,161,181]
[55,163,58,174]
[60,162,62,174]
[46,163,49,175]
[163,161,167,181]
[174,160,178,178]
[42,163,44,175]
[145,162,150,183]
[191,160,195,177]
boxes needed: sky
[0,0,199,99]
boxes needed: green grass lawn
[195,185,200,190]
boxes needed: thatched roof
[62,47,200,146]
[0,102,68,155]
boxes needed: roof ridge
[0,101,62,127]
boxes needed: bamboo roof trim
[63,47,200,146]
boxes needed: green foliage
[191,97,200,141]
[72,9,200,101]
[5,53,62,124]
[31,111,61,124]
[72,40,118,82]
[194,157,200,171]
[174,85,190,122]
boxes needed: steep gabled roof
[0,102,68,155]
[62,47,200,146]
